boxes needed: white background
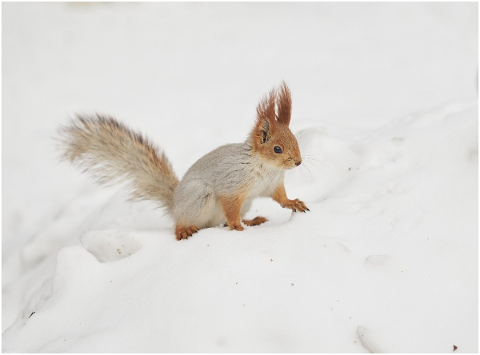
[2,3,477,352]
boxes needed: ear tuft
[254,88,276,143]
[276,81,292,126]
[256,88,276,127]
[252,82,293,145]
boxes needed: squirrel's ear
[255,88,276,143]
[257,117,272,144]
[276,81,291,126]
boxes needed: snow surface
[2,2,478,352]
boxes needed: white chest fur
[247,160,284,199]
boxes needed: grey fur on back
[57,114,179,214]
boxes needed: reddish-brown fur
[250,81,302,170]
[276,81,292,126]
[243,217,268,226]
[220,194,247,231]
[272,184,309,212]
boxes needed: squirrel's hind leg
[175,226,199,240]
[243,217,268,226]
[220,194,246,231]
[239,198,267,227]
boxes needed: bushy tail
[57,114,179,215]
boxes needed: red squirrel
[58,82,309,240]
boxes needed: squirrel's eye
[274,146,282,154]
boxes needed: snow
[2,2,477,352]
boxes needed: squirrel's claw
[175,226,199,240]
[284,198,309,213]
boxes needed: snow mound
[81,229,143,263]
[2,102,477,352]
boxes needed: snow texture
[2,2,478,352]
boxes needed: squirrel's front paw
[282,198,309,213]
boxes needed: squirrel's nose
[295,160,302,166]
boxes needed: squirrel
[58,81,309,240]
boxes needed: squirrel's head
[250,82,302,170]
